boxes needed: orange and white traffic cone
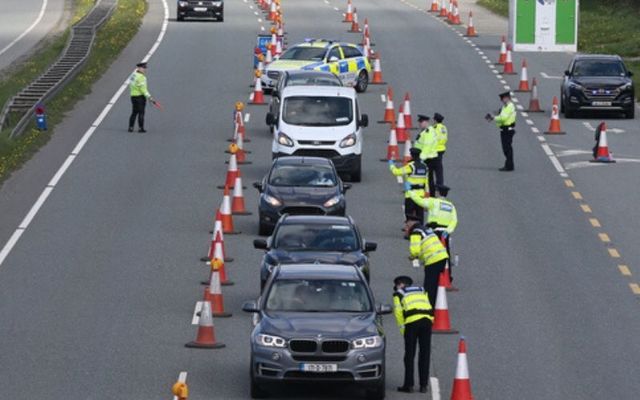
[438,236,458,291]
[220,187,240,234]
[231,176,251,215]
[267,0,277,21]
[220,153,239,189]
[439,0,448,17]
[361,18,370,45]
[464,11,477,37]
[451,337,474,400]
[544,96,566,135]
[209,232,233,284]
[204,259,232,317]
[396,106,408,143]
[382,122,400,162]
[515,59,530,92]
[201,221,233,263]
[343,0,353,22]
[591,122,615,163]
[446,0,453,22]
[527,78,544,112]
[403,93,414,130]
[502,45,516,75]
[379,87,395,123]
[264,43,273,65]
[402,139,413,164]
[233,135,251,165]
[450,1,461,25]
[231,101,248,142]
[429,0,439,12]
[185,301,225,349]
[432,272,459,334]
[171,381,189,400]
[349,8,360,32]
[250,71,266,105]
[370,58,385,85]
[274,39,283,58]
[496,36,507,65]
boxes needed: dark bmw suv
[177,0,223,21]
[561,55,635,119]
[253,214,377,289]
[243,264,390,399]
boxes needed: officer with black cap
[128,62,157,133]
[389,147,429,227]
[393,275,433,394]
[486,91,517,171]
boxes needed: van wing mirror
[376,304,392,315]
[242,301,260,313]
[253,181,263,192]
[564,70,571,76]
[628,71,634,77]
[253,239,268,250]
[364,241,377,252]
[360,114,369,128]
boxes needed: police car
[262,39,372,93]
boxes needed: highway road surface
[0,0,639,398]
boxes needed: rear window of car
[269,164,337,187]
[283,96,353,126]
[572,60,626,77]
[280,46,326,61]
[274,223,358,252]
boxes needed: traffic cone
[450,1,461,25]
[220,187,240,234]
[265,43,273,65]
[403,93,413,129]
[343,0,353,22]
[464,11,477,37]
[231,101,248,142]
[267,0,277,21]
[203,259,232,317]
[274,39,283,58]
[201,221,233,263]
[370,57,385,84]
[231,176,251,215]
[544,96,566,135]
[442,260,458,292]
[234,135,251,165]
[502,45,516,75]
[450,337,474,400]
[515,59,530,92]
[396,106,409,143]
[591,122,615,163]
[379,87,395,123]
[349,8,360,32]
[402,138,413,164]
[496,36,507,65]
[446,0,453,22]
[211,239,233,285]
[429,0,439,12]
[220,153,239,188]
[526,78,544,112]
[381,122,400,161]
[432,272,459,334]
[172,381,189,400]
[185,301,225,349]
[439,0,448,17]
[361,19,370,45]
[250,71,266,105]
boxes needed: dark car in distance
[561,54,635,119]
[177,0,224,21]
[253,157,350,235]
[254,215,377,289]
[243,264,390,399]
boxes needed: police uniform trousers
[423,259,447,308]
[129,95,147,129]
[425,158,438,197]
[500,125,515,170]
[405,197,424,224]
[403,318,432,388]
[433,152,445,190]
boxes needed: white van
[266,86,368,182]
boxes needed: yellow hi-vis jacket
[434,123,448,152]
[129,71,151,98]
[408,192,458,234]
[410,227,449,266]
[393,286,433,334]
[494,101,516,127]
[417,126,438,160]
[390,160,429,199]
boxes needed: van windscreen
[283,96,353,126]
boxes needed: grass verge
[0,0,147,183]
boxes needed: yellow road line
[618,265,631,276]
[564,179,574,188]
[589,218,601,227]
[572,191,583,200]
[581,204,592,213]
[598,233,611,243]
[608,248,621,258]
[630,283,640,295]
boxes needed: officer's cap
[136,62,148,68]
[433,113,444,123]
[417,114,430,122]
[437,184,450,196]
[394,276,413,286]
[409,147,421,158]
[499,91,511,99]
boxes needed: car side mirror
[329,56,339,62]
[342,183,352,192]
[359,114,369,128]
[266,112,275,126]
[628,71,634,77]
[364,241,377,252]
[253,239,268,250]
[376,304,392,315]
[242,301,260,313]
[564,70,571,76]
[253,181,263,192]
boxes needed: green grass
[0,0,147,183]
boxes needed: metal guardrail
[0,0,117,138]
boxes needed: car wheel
[366,371,385,399]
[177,13,184,21]
[350,158,362,182]
[250,360,269,398]
[625,106,635,119]
[355,70,369,93]
[218,14,224,22]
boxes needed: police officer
[408,223,449,308]
[128,62,156,133]
[389,148,429,225]
[393,275,433,394]
[415,115,439,196]
[486,91,517,171]
[433,113,447,185]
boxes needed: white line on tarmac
[380,94,386,103]
[249,4,253,9]
[516,104,524,110]
[257,18,263,22]
[0,0,171,268]
[430,377,441,400]
[245,113,251,123]
[511,97,519,103]
[172,371,188,400]
[531,127,540,134]
[541,72,563,80]
[0,0,48,57]
[537,135,545,142]
[333,6,339,11]
[254,10,258,15]
[503,85,510,90]
[500,79,506,84]
[485,59,491,64]
[192,301,203,325]
[526,119,534,125]
[260,26,265,31]
[520,112,529,117]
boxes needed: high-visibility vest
[434,123,448,152]
[410,228,449,266]
[390,161,429,198]
[129,71,151,98]
[393,286,433,333]
[417,126,438,160]
[495,101,516,127]
[409,193,458,234]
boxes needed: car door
[325,45,344,78]
[340,45,364,86]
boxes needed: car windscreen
[287,76,341,87]
[283,96,353,126]
[279,47,326,61]
[573,60,626,77]
[269,164,337,187]
[265,278,372,312]
[274,223,358,252]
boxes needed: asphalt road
[0,0,66,72]
[0,0,639,399]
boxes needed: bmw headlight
[256,333,287,348]
[263,194,282,207]
[277,132,294,147]
[620,83,632,91]
[178,1,188,6]
[339,133,357,148]
[569,82,583,90]
[212,1,222,5]
[352,335,383,349]
[323,195,341,208]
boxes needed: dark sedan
[253,157,350,235]
[561,54,635,119]
[177,0,224,21]
[253,215,377,289]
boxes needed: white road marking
[582,121,625,133]
[334,6,339,11]
[249,4,253,8]
[0,0,48,57]
[516,104,524,110]
[260,26,265,31]
[485,59,491,64]
[541,72,563,80]
[503,85,511,90]
[520,112,529,117]
[396,176,403,184]
[0,0,171,268]
[511,97,519,103]
[257,18,263,22]
[491,70,498,74]
[172,371,188,400]
[244,113,250,123]
[555,149,592,157]
[430,377,441,400]
[500,79,506,84]
[254,11,258,15]
[537,135,545,142]
[380,94,386,103]
[192,301,203,325]
[541,143,554,156]
[478,51,485,55]
[531,127,540,133]
[526,119,534,125]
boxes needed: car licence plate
[300,363,338,373]
[592,101,612,106]
[194,7,207,11]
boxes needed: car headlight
[277,132,294,147]
[263,194,282,207]
[569,82,583,90]
[212,1,222,5]
[352,335,383,349]
[339,133,357,148]
[178,1,188,6]
[256,333,287,348]
[323,195,341,208]
[620,83,632,91]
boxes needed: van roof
[281,85,357,98]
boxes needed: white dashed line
[516,104,524,110]
[520,112,529,117]
[531,127,540,133]
[536,135,545,141]
[500,79,506,84]
[511,97,519,103]
[430,377,441,400]
[526,119,534,125]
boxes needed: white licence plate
[300,363,338,373]
[592,101,612,106]
[194,7,207,11]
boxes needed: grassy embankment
[0,0,147,183]
[478,0,640,97]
